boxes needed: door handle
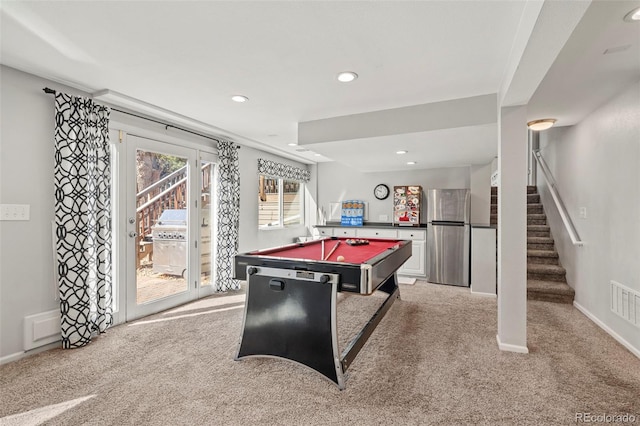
[129,231,138,238]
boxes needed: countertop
[316,222,427,229]
[316,222,495,229]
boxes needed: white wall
[537,79,640,354]
[0,65,312,360]
[496,105,528,352]
[0,66,91,360]
[316,162,470,225]
[470,162,492,224]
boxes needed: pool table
[233,237,412,389]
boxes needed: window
[258,176,303,228]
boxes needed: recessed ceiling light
[337,71,358,83]
[396,150,408,155]
[527,118,557,131]
[231,95,248,103]
[624,7,640,22]
[287,143,298,146]
[314,153,322,157]
[407,161,416,165]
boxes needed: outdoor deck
[136,266,234,304]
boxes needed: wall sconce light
[527,118,556,131]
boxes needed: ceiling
[1,1,639,172]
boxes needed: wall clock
[374,184,390,200]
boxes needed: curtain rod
[42,87,238,147]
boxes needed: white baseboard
[471,290,497,298]
[574,301,640,359]
[0,351,25,365]
[496,334,529,353]
[0,341,61,365]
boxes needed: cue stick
[324,241,340,261]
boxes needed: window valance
[257,158,310,182]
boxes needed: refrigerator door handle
[430,221,465,226]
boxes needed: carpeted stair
[490,186,575,304]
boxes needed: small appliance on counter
[393,185,422,226]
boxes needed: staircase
[490,186,575,304]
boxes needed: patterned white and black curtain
[54,92,113,348]
[257,158,311,182]
[216,140,241,291]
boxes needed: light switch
[0,204,30,221]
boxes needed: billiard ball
[336,255,345,262]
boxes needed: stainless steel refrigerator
[426,189,471,287]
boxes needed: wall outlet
[0,204,30,221]
[579,207,587,219]
[379,214,389,222]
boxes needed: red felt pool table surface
[252,238,402,264]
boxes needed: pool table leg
[339,273,400,373]
[235,268,345,389]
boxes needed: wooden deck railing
[136,166,187,208]
[259,193,302,227]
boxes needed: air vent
[610,280,640,327]
[295,148,310,153]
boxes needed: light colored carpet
[1,281,639,425]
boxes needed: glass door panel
[199,159,215,289]
[126,136,195,320]
[135,148,189,303]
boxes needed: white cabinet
[334,228,357,237]
[398,229,425,241]
[356,228,397,239]
[397,240,426,277]
[397,230,426,277]
[317,228,334,237]
[471,226,496,295]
